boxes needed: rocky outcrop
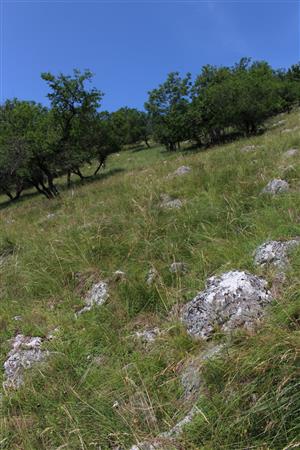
[77,281,109,315]
[261,179,289,195]
[254,239,300,270]
[182,270,272,339]
[3,335,48,389]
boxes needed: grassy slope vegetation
[0,110,300,450]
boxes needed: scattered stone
[284,148,299,158]
[169,262,188,274]
[46,327,60,340]
[173,166,191,176]
[182,270,272,340]
[135,327,161,343]
[160,194,183,210]
[46,213,56,220]
[112,270,126,282]
[282,126,300,134]
[13,315,22,321]
[146,268,159,286]
[240,145,256,153]
[77,281,109,315]
[271,119,286,128]
[254,238,300,270]
[3,335,48,389]
[261,179,289,195]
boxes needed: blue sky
[0,1,299,111]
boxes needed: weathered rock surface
[254,239,300,269]
[181,363,201,400]
[261,179,289,195]
[180,344,224,400]
[182,270,272,339]
[3,335,48,389]
[173,166,191,176]
[284,148,299,158]
[169,262,188,274]
[161,405,200,438]
[160,194,183,209]
[77,281,109,315]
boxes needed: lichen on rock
[182,270,272,339]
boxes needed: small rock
[254,239,300,270]
[77,281,109,315]
[240,145,256,153]
[182,270,272,340]
[112,270,126,282]
[173,166,191,176]
[13,315,22,321]
[3,334,48,389]
[271,119,286,128]
[160,194,183,209]
[284,148,299,158]
[169,262,188,274]
[146,268,159,286]
[135,327,161,343]
[261,179,289,195]
[46,213,56,220]
[46,327,60,340]
[282,126,299,134]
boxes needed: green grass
[0,111,300,449]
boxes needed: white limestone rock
[182,270,272,340]
[254,239,300,270]
[261,179,289,195]
[77,281,109,315]
[3,334,48,389]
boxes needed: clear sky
[0,0,299,111]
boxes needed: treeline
[145,58,300,150]
[0,58,299,201]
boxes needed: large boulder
[254,239,300,269]
[182,270,272,339]
[3,335,48,389]
[261,179,289,195]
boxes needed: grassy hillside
[0,110,300,449]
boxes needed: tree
[41,69,103,188]
[109,108,151,148]
[145,72,192,150]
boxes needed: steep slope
[0,110,300,449]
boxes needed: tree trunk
[67,170,71,188]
